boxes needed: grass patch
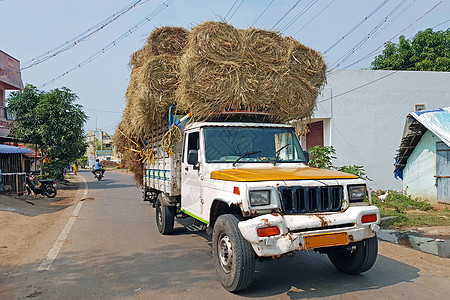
[370,191,450,228]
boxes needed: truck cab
[149,121,380,292]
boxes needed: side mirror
[303,151,309,163]
[187,149,199,166]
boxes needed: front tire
[212,214,255,292]
[155,194,175,235]
[327,236,378,274]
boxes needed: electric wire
[40,0,175,88]
[292,0,336,36]
[329,0,408,71]
[251,0,275,27]
[331,0,445,74]
[324,0,390,54]
[280,0,319,33]
[229,0,245,21]
[21,0,150,70]
[224,0,239,20]
[432,18,450,29]
[271,0,302,30]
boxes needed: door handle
[185,166,188,171]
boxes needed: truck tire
[327,236,378,275]
[155,194,175,235]
[212,214,255,292]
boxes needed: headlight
[348,185,367,202]
[249,190,270,206]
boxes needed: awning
[0,144,34,154]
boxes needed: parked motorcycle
[26,174,57,198]
[93,170,103,181]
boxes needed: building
[0,50,23,138]
[302,70,450,191]
[86,129,117,166]
[394,108,450,205]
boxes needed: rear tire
[212,214,255,292]
[155,194,175,235]
[327,236,378,274]
[45,185,57,198]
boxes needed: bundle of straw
[147,26,188,56]
[129,45,153,68]
[187,21,242,63]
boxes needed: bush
[308,145,336,169]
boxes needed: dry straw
[147,26,189,56]
[116,22,327,185]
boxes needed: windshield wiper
[233,151,261,166]
[273,143,290,165]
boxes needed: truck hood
[210,166,358,182]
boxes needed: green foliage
[371,191,432,213]
[94,137,103,151]
[308,145,336,169]
[308,146,370,180]
[7,84,88,179]
[371,28,450,71]
[335,165,371,181]
[77,156,88,166]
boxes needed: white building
[301,70,450,191]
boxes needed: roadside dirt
[0,176,81,276]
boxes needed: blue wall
[403,130,440,203]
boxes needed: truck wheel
[155,194,175,235]
[327,236,378,274]
[212,214,255,292]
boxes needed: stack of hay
[114,21,326,185]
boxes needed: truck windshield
[203,126,307,163]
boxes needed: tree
[7,85,88,179]
[371,28,450,71]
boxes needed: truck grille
[278,186,343,214]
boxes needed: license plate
[304,232,349,249]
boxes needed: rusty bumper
[237,206,380,257]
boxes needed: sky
[1,0,449,134]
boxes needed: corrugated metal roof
[0,144,34,154]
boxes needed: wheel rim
[218,233,233,273]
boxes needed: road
[1,170,450,299]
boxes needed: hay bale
[147,26,188,56]
[187,21,242,63]
[129,45,153,68]
[241,28,289,70]
[286,37,326,89]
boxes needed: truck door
[181,131,204,216]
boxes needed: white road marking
[37,175,88,272]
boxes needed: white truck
[142,116,380,292]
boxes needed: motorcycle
[93,170,103,181]
[26,174,57,198]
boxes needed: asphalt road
[2,170,450,299]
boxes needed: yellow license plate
[304,232,349,249]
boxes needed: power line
[329,0,409,71]
[324,0,390,54]
[292,0,336,36]
[432,18,450,29]
[41,0,175,88]
[224,0,239,20]
[280,0,319,33]
[332,0,445,73]
[251,0,275,27]
[21,0,150,70]
[271,0,302,30]
[229,0,245,21]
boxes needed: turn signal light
[257,226,280,237]
[361,214,377,223]
[233,186,240,195]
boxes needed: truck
[142,113,380,292]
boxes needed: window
[183,132,199,162]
